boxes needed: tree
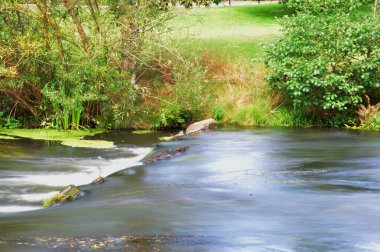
[264,0,380,120]
[0,0,220,129]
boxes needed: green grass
[132,130,155,134]
[0,129,115,148]
[170,4,292,60]
[165,4,318,128]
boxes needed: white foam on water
[0,206,42,213]
[0,147,152,213]
[356,242,380,251]
[1,147,151,187]
[17,191,60,202]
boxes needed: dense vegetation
[0,0,220,130]
[265,0,380,127]
[1,0,379,131]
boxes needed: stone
[43,185,85,208]
[174,131,185,138]
[185,118,217,135]
[159,131,185,142]
[92,176,105,184]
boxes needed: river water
[0,128,380,251]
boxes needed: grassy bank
[0,3,309,131]
[156,4,313,127]
[3,2,376,131]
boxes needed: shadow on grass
[231,4,294,23]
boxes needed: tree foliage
[281,0,364,14]
[0,0,218,129]
[265,0,380,118]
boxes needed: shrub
[0,112,21,129]
[356,95,380,130]
[264,2,380,121]
[212,106,225,121]
[282,0,364,14]
[147,56,210,129]
[0,0,220,130]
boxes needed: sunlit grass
[165,4,316,127]
[170,4,291,59]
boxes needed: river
[0,128,380,251]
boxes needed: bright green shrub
[282,0,364,14]
[0,0,220,130]
[265,3,380,117]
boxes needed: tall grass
[155,4,315,128]
[201,57,313,127]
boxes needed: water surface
[1,128,380,251]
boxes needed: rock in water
[144,146,190,164]
[185,118,217,135]
[92,176,105,184]
[43,185,84,208]
[159,131,184,142]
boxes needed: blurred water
[0,132,153,213]
[1,128,380,251]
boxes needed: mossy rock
[185,118,217,135]
[91,176,105,184]
[43,185,84,208]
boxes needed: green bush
[212,106,225,122]
[0,0,219,130]
[264,1,380,121]
[282,0,364,14]
[0,112,21,129]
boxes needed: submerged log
[144,146,189,164]
[43,185,85,208]
[185,118,217,135]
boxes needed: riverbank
[2,2,376,130]
[2,3,296,131]
[150,3,311,128]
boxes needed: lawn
[170,4,292,60]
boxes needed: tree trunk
[374,0,379,17]
[86,0,109,57]
[121,1,141,84]
[36,0,51,50]
[0,89,36,116]
[62,0,92,57]
[35,1,67,70]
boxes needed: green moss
[0,129,115,148]
[61,139,115,148]
[132,130,155,134]
[43,185,82,208]
[42,194,61,208]
[158,136,175,141]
